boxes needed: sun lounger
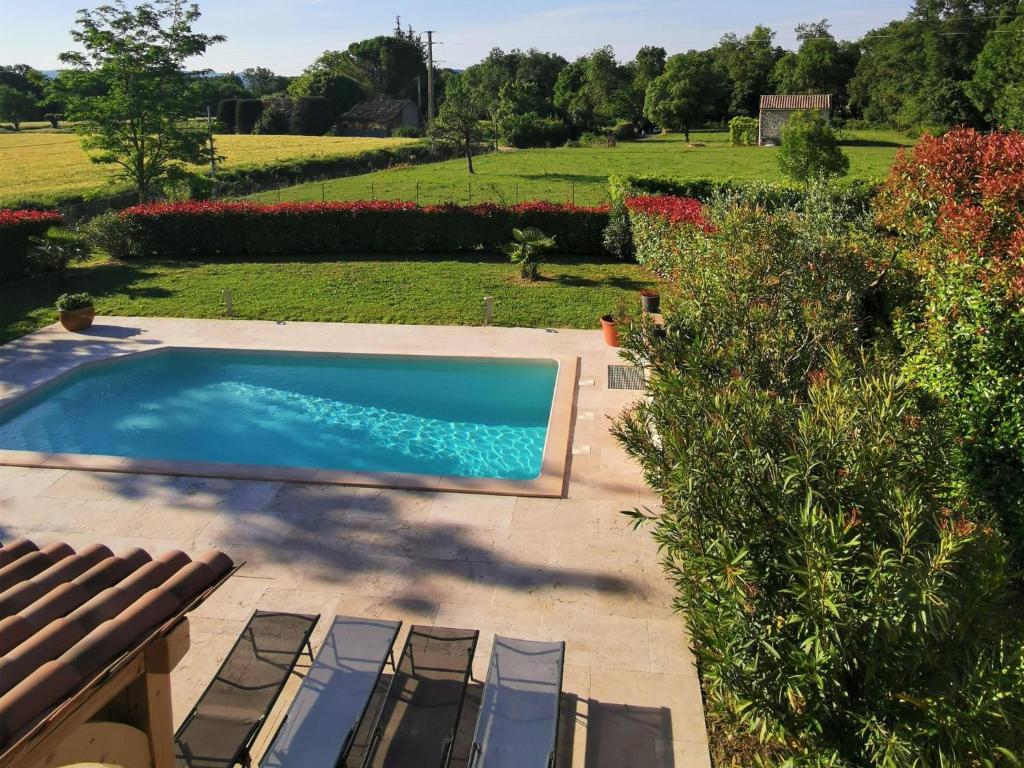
[468,637,566,768]
[175,610,319,768]
[360,625,479,768]
[259,616,401,768]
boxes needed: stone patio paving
[0,317,709,767]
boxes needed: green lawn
[1,254,656,344]
[256,129,914,206]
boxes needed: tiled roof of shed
[760,94,832,110]
[0,537,233,753]
[341,98,415,122]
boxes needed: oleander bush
[624,194,715,277]
[612,186,1024,765]
[876,127,1024,556]
[0,208,64,282]
[112,199,609,257]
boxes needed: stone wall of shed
[759,108,830,145]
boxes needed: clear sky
[0,0,912,75]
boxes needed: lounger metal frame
[360,626,479,768]
[262,618,401,768]
[174,610,319,768]
[467,639,566,768]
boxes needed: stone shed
[337,98,421,137]
[758,94,832,145]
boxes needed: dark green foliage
[0,210,63,282]
[778,110,849,182]
[287,54,365,119]
[81,211,138,260]
[712,26,784,117]
[289,96,332,136]
[643,50,728,141]
[770,20,859,111]
[428,76,486,172]
[216,98,238,131]
[55,292,93,311]
[391,125,421,138]
[234,99,265,134]
[29,227,89,282]
[114,201,608,258]
[0,85,37,130]
[501,112,568,148]
[612,188,1024,765]
[253,104,291,135]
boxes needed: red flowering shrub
[0,209,63,282]
[114,200,609,257]
[623,195,714,277]
[875,128,1024,549]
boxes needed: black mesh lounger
[259,616,402,768]
[359,625,479,768]
[175,610,320,768]
[467,637,565,768]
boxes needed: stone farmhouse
[758,94,832,145]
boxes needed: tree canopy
[643,50,728,140]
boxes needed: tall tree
[643,50,728,140]
[771,20,859,110]
[967,9,1024,128]
[0,85,36,129]
[56,0,224,202]
[241,66,286,97]
[288,51,366,118]
[427,75,484,173]
[554,46,632,131]
[714,26,784,116]
[341,34,425,100]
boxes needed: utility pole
[425,30,436,123]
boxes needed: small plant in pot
[639,288,660,314]
[56,292,96,332]
[601,297,631,347]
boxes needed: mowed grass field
[0,254,656,344]
[257,129,915,206]
[0,133,417,206]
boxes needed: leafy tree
[241,66,287,97]
[199,72,252,110]
[848,19,923,126]
[288,52,366,119]
[56,0,224,202]
[713,26,784,116]
[427,76,484,173]
[771,20,859,109]
[632,45,666,90]
[554,46,632,131]
[0,85,36,129]
[643,50,727,140]
[0,65,49,121]
[968,11,1024,128]
[341,34,425,100]
[777,109,849,182]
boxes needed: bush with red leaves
[876,128,1024,548]
[0,209,63,282]
[115,199,609,257]
[622,195,713,276]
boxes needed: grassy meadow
[0,254,656,344]
[256,129,915,206]
[0,133,418,206]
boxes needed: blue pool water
[0,349,558,480]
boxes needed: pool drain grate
[607,364,645,390]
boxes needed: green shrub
[391,125,421,138]
[115,200,609,257]
[613,192,1024,765]
[253,104,291,135]
[216,98,237,132]
[55,292,94,311]
[290,96,332,136]
[728,115,758,145]
[778,110,850,183]
[503,226,556,279]
[234,99,265,134]
[500,112,568,148]
[29,226,89,281]
[81,211,139,259]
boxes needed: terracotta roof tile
[760,94,832,110]
[0,539,233,753]
[341,98,416,123]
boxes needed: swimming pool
[0,348,564,483]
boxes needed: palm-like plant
[504,227,556,280]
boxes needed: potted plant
[639,288,660,314]
[601,298,631,347]
[56,292,96,332]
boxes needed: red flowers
[119,199,608,219]
[625,195,713,231]
[0,209,63,229]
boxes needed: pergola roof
[759,94,832,110]
[0,537,233,755]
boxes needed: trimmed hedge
[115,200,610,257]
[290,96,332,136]
[235,99,265,134]
[624,195,713,276]
[0,209,63,282]
[216,98,237,132]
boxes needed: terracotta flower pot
[601,314,620,347]
[58,305,95,332]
